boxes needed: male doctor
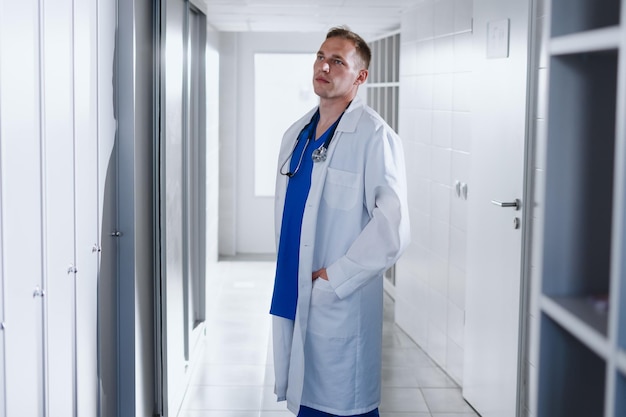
[270,26,410,417]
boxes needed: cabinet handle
[491,199,521,210]
[33,286,45,298]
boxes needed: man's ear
[355,69,368,85]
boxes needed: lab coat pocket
[310,278,338,312]
[309,278,358,337]
[322,167,360,211]
[303,331,357,408]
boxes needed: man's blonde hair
[326,26,371,70]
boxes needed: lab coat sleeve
[271,315,293,401]
[326,127,411,300]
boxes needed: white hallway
[177,260,479,417]
[1,0,625,416]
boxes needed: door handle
[491,199,521,210]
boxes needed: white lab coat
[272,96,410,415]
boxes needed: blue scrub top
[270,112,337,321]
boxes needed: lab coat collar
[335,95,364,134]
[301,96,364,135]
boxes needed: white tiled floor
[178,261,480,417]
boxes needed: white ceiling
[202,0,417,39]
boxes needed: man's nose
[322,62,330,72]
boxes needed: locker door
[42,0,78,414]
[73,0,100,414]
[0,1,46,416]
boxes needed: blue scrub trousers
[297,406,380,417]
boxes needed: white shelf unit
[549,26,621,55]
[537,0,626,416]
[366,32,400,133]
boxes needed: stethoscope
[279,106,348,178]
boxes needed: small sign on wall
[486,18,510,58]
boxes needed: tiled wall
[395,0,473,385]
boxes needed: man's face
[313,37,368,101]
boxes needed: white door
[463,0,531,416]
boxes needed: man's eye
[317,55,324,61]
[333,59,343,65]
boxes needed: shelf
[538,314,606,417]
[617,372,626,417]
[618,349,626,375]
[550,26,621,55]
[541,1,625,416]
[551,0,620,37]
[542,49,617,298]
[540,295,609,359]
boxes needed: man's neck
[318,96,353,131]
